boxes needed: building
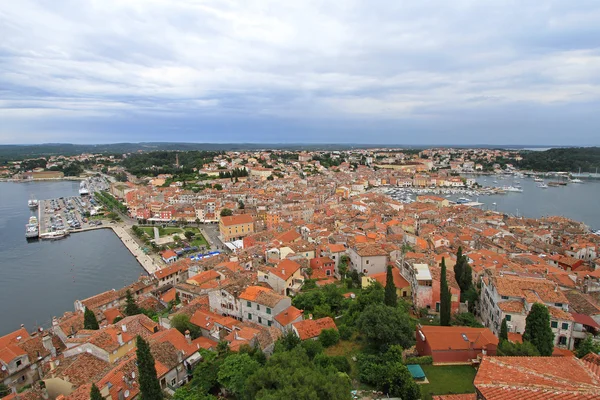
[416,325,498,364]
[239,286,291,328]
[479,272,575,349]
[362,265,411,299]
[474,355,600,399]
[292,317,337,341]
[219,214,255,241]
[348,243,388,276]
[258,259,304,296]
[398,261,460,314]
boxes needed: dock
[36,195,160,275]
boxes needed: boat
[549,181,567,186]
[79,181,90,196]
[40,230,70,240]
[534,177,544,182]
[28,199,39,209]
[456,197,471,204]
[537,183,548,189]
[25,216,39,239]
[502,186,523,193]
[570,178,583,183]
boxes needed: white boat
[502,186,523,193]
[25,216,39,238]
[570,179,583,183]
[456,197,471,204]
[537,183,548,189]
[28,199,39,209]
[40,230,70,240]
[534,177,543,182]
[79,181,90,196]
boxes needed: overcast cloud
[1,0,600,144]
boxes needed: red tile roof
[292,317,337,340]
[419,326,498,352]
[221,214,254,226]
[274,306,304,327]
[474,356,600,399]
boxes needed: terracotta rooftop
[474,356,600,399]
[274,306,304,327]
[221,214,254,226]
[292,317,337,340]
[419,325,498,352]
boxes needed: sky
[1,0,600,145]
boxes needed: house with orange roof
[292,317,337,341]
[186,270,222,287]
[219,214,255,241]
[258,259,304,296]
[149,328,203,389]
[62,325,136,364]
[161,249,178,264]
[362,265,411,299]
[348,243,388,276]
[273,306,304,332]
[416,325,498,364]
[309,257,336,279]
[479,272,577,349]
[154,259,190,287]
[240,286,291,328]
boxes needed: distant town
[1,146,600,400]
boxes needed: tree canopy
[136,335,163,400]
[217,353,260,398]
[384,265,398,307]
[440,258,452,326]
[84,308,100,330]
[90,383,103,400]
[357,303,414,351]
[124,289,141,316]
[523,303,554,356]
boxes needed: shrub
[338,324,353,340]
[404,356,433,365]
[329,355,351,373]
[319,328,340,347]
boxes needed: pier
[36,196,161,275]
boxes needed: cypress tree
[124,289,141,316]
[440,258,452,326]
[523,303,554,356]
[90,383,103,400]
[84,308,100,330]
[454,247,464,291]
[384,265,398,307]
[500,317,509,342]
[136,335,163,400]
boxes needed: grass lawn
[419,365,476,400]
[190,235,208,248]
[324,339,364,386]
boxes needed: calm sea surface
[450,175,600,230]
[0,181,144,336]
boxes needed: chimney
[42,333,56,357]
[117,332,124,345]
[185,330,191,344]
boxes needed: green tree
[523,303,554,356]
[319,328,340,347]
[84,308,100,330]
[357,303,414,351]
[576,335,600,358]
[301,339,324,359]
[136,335,163,400]
[454,247,464,286]
[90,383,103,400]
[274,331,301,353]
[384,265,398,308]
[173,386,216,400]
[500,318,509,342]
[217,353,260,398]
[452,312,484,328]
[497,340,540,356]
[184,231,195,240]
[439,258,452,326]
[124,289,141,316]
[220,208,233,217]
[245,347,351,400]
[171,314,192,335]
[381,362,420,400]
[238,200,245,209]
[189,349,222,394]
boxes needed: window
[562,323,569,330]
[171,378,177,386]
[505,315,511,322]
[555,303,563,307]
[268,320,272,327]
[257,304,260,311]
[558,336,567,346]
[246,301,251,307]
[16,360,22,367]
[160,378,166,388]
[258,317,262,324]
[366,260,369,265]
[266,308,271,315]
[551,321,558,328]
[248,313,252,320]
[501,296,508,300]
[435,302,440,312]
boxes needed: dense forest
[121,151,222,177]
[517,147,600,172]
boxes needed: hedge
[404,356,433,365]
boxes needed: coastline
[70,225,160,274]
[0,177,86,182]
